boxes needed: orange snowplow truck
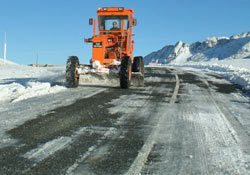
[66,7,144,89]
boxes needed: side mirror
[89,18,93,26]
[133,19,137,26]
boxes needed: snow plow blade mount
[78,72,144,87]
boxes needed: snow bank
[0,82,66,103]
[0,61,66,103]
[169,59,250,90]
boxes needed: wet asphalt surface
[0,67,249,175]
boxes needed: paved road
[0,67,249,175]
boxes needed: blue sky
[0,0,249,65]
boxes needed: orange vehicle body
[65,7,143,89]
[85,7,136,67]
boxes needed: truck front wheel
[66,56,79,88]
[120,56,131,89]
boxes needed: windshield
[99,15,128,31]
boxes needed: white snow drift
[0,59,66,103]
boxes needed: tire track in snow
[202,79,250,174]
[190,110,210,175]
[125,73,180,175]
[182,75,249,175]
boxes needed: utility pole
[0,31,7,64]
[3,32,7,64]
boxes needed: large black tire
[120,56,131,89]
[140,57,144,76]
[132,57,139,72]
[133,56,144,75]
[66,56,79,88]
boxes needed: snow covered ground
[0,59,66,103]
[151,59,250,91]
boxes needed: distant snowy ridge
[144,32,250,65]
[144,32,250,91]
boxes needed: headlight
[93,42,102,48]
[108,38,112,42]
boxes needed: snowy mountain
[144,32,250,65]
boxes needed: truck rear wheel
[66,56,79,88]
[120,56,131,89]
[133,56,144,75]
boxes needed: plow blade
[79,72,119,87]
[78,72,144,87]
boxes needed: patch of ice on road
[65,126,119,175]
[73,126,117,138]
[145,76,176,83]
[108,94,150,114]
[145,77,163,83]
[103,127,117,138]
[23,125,118,166]
[66,145,97,175]
[23,137,73,162]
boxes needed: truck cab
[86,7,136,66]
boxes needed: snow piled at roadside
[0,82,65,103]
[168,59,250,90]
[0,60,66,103]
